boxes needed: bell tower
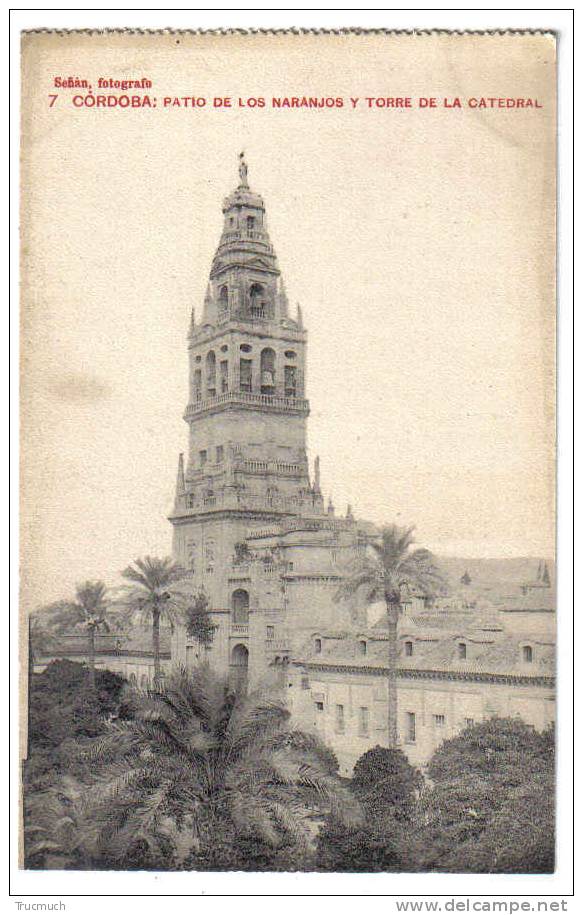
[169,156,324,609]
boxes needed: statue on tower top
[238,152,249,188]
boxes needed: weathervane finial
[238,151,249,188]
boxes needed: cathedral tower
[169,156,324,613]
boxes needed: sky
[20,32,556,611]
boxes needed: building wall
[166,168,557,773]
[186,409,308,477]
[288,664,555,775]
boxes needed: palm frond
[224,691,290,756]
[27,666,361,867]
[398,547,445,596]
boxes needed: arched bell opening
[249,283,264,318]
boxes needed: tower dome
[206,155,286,325]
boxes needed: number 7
[48,95,58,108]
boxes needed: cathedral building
[28,160,555,775]
[166,158,555,773]
[168,157,373,689]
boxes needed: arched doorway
[232,588,249,625]
[230,643,249,693]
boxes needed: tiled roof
[297,628,555,678]
[501,586,555,613]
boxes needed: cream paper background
[20,31,555,619]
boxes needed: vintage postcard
[18,28,558,886]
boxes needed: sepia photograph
[16,25,562,887]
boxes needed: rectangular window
[186,541,197,571]
[240,358,252,392]
[458,643,467,659]
[205,541,215,574]
[315,701,324,712]
[358,707,370,737]
[199,449,207,467]
[405,641,413,657]
[335,704,345,734]
[284,365,297,397]
[465,718,475,728]
[266,625,275,640]
[301,676,310,691]
[433,714,445,728]
[220,360,228,393]
[216,445,224,464]
[193,369,202,401]
[406,711,416,743]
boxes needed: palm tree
[43,668,360,869]
[337,525,444,749]
[36,581,110,689]
[118,557,188,687]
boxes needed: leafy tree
[184,588,215,652]
[25,660,129,796]
[451,772,554,873]
[33,667,361,870]
[118,556,188,685]
[337,525,444,746]
[34,581,111,688]
[427,717,554,788]
[316,819,403,873]
[233,542,252,564]
[351,745,422,821]
[28,659,127,751]
[413,718,555,872]
[316,746,420,872]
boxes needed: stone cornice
[190,323,307,348]
[499,607,555,614]
[284,573,343,583]
[168,508,294,525]
[296,659,555,687]
[184,393,310,420]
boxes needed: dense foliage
[184,588,216,647]
[24,665,554,874]
[25,667,359,871]
[28,660,127,752]
[24,660,130,860]
[351,745,423,819]
[411,718,555,873]
[316,746,421,872]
